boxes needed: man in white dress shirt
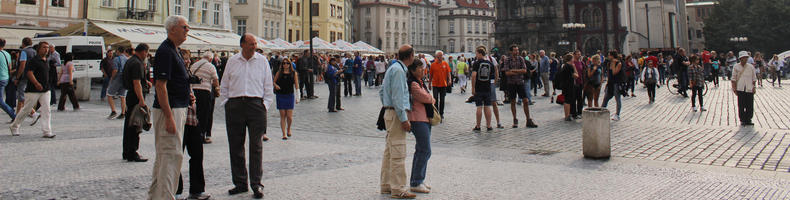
[219,33,274,199]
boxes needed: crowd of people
[1,13,787,199]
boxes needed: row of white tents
[260,37,385,55]
[49,21,386,55]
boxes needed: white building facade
[438,0,495,53]
[409,0,440,54]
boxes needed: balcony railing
[118,7,155,21]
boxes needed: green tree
[704,0,790,55]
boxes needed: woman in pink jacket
[406,60,435,194]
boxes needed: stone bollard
[582,107,611,159]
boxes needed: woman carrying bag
[406,60,436,194]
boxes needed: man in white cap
[731,51,757,126]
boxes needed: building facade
[285,0,345,43]
[174,0,232,31]
[344,0,354,41]
[495,0,627,55]
[686,0,714,53]
[0,0,85,30]
[409,0,439,54]
[231,0,284,38]
[354,0,410,54]
[88,0,168,24]
[438,0,495,54]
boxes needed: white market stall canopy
[293,37,341,52]
[256,37,286,51]
[332,40,366,53]
[92,22,207,50]
[188,30,241,51]
[353,41,385,54]
[0,28,51,49]
[270,38,296,51]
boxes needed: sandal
[282,137,288,140]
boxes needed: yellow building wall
[284,0,344,43]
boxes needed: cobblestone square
[2,80,790,199]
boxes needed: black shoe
[472,127,481,132]
[497,124,504,129]
[127,156,148,162]
[262,136,269,142]
[228,187,248,195]
[252,187,264,199]
[486,127,493,131]
[108,111,118,119]
[116,113,125,119]
[526,119,538,128]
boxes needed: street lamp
[558,40,571,53]
[729,36,748,50]
[562,23,586,51]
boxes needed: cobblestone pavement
[1,80,789,199]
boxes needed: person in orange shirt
[429,51,451,118]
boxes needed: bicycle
[666,74,708,96]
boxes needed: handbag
[556,94,565,105]
[429,104,442,126]
[185,103,198,126]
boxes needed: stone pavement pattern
[0,80,789,199]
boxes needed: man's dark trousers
[432,86,447,117]
[737,91,754,123]
[177,124,206,194]
[193,89,213,138]
[225,98,266,190]
[122,94,144,159]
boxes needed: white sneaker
[611,115,620,121]
[410,183,431,194]
[175,194,187,200]
[692,107,697,112]
[10,126,19,136]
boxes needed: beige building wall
[172,0,232,31]
[89,0,168,24]
[355,0,409,54]
[231,0,285,38]
[438,0,495,53]
[0,0,85,30]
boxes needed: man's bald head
[398,45,414,66]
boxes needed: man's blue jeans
[353,74,362,95]
[523,78,532,101]
[410,121,431,187]
[0,80,17,119]
[101,76,110,99]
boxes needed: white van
[32,36,105,79]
